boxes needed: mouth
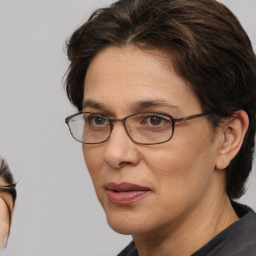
[105,182,151,205]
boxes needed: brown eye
[149,116,162,126]
[140,115,166,127]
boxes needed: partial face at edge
[81,45,225,235]
[0,178,14,249]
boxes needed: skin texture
[82,45,248,256]
[0,179,14,250]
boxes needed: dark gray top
[117,202,256,256]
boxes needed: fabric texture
[117,202,256,256]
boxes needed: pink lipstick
[105,182,150,205]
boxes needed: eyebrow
[82,99,106,110]
[82,99,180,113]
[128,100,180,112]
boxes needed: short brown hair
[65,0,256,199]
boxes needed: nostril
[104,157,123,169]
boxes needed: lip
[105,182,151,205]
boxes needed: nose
[103,123,140,169]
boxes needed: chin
[104,205,154,235]
[108,222,134,235]
[106,216,142,235]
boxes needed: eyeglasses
[65,111,212,145]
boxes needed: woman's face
[82,45,224,235]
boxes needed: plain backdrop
[0,0,255,255]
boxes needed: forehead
[83,45,201,114]
[85,45,177,85]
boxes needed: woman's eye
[140,115,167,126]
[94,116,106,125]
[148,116,163,126]
[88,115,108,126]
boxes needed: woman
[65,0,256,255]
[0,157,16,252]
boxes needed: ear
[215,110,249,170]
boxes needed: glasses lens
[126,113,173,144]
[68,113,110,144]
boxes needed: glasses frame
[65,111,213,145]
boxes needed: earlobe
[215,110,249,170]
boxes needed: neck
[132,173,238,256]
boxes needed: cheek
[83,144,103,176]
[0,198,10,247]
[82,145,106,199]
[143,133,216,200]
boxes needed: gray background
[0,0,255,255]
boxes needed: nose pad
[103,124,140,169]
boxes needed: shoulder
[118,203,256,256]
[226,202,256,255]
[193,201,256,256]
